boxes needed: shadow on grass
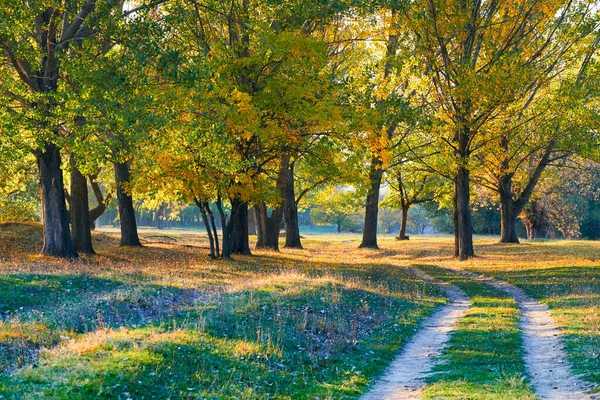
[0,272,445,399]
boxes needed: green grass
[0,263,445,399]
[476,265,600,392]
[417,266,536,400]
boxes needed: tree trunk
[337,218,342,233]
[453,183,459,258]
[223,197,251,258]
[521,201,549,240]
[232,201,251,255]
[254,202,281,250]
[70,155,94,254]
[197,201,216,259]
[37,142,78,258]
[456,166,475,259]
[398,205,409,240]
[114,161,141,246]
[89,177,109,230]
[216,194,227,252]
[499,175,519,243]
[283,161,302,248]
[157,203,166,229]
[359,158,384,249]
[255,204,267,248]
[248,207,257,235]
[206,203,220,257]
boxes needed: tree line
[1,0,599,260]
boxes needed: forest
[0,0,600,399]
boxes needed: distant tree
[310,186,363,233]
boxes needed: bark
[232,200,251,255]
[255,202,282,250]
[456,166,475,259]
[254,204,268,248]
[499,175,520,243]
[156,203,167,229]
[70,155,94,254]
[398,205,409,240]
[223,197,251,258]
[521,201,549,240]
[216,194,227,252]
[114,161,141,246]
[89,177,109,230]
[197,201,216,259]
[453,172,460,258]
[497,143,554,243]
[283,161,302,249]
[37,142,78,258]
[359,157,384,249]
[206,203,220,257]
[248,208,257,235]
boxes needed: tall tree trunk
[497,144,554,243]
[114,161,141,247]
[453,183,459,258]
[283,161,302,249]
[37,142,78,258]
[70,155,94,254]
[206,203,220,257]
[359,158,384,249]
[398,205,409,240]
[216,194,227,253]
[197,201,216,259]
[456,166,475,259]
[499,175,519,243]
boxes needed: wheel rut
[362,268,471,400]
[454,269,598,400]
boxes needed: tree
[382,166,445,240]
[0,0,162,256]
[310,186,363,233]
[401,0,598,258]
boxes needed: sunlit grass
[418,266,536,399]
[1,224,599,397]
[0,224,445,399]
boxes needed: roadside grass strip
[480,265,600,393]
[417,265,536,400]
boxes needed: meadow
[0,223,598,399]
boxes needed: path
[455,269,597,400]
[362,268,471,399]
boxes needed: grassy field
[0,224,446,399]
[0,224,599,398]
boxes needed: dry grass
[0,224,598,398]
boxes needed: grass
[469,264,600,392]
[0,223,445,399]
[0,224,599,398]
[417,266,535,399]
